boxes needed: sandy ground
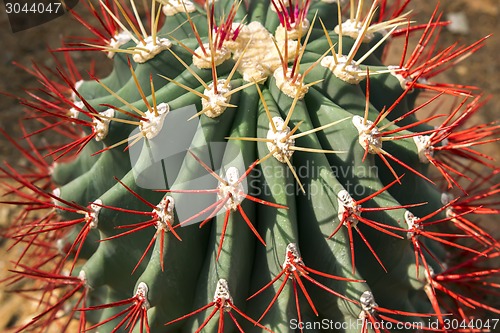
[0,0,498,331]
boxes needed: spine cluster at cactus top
[1,0,499,332]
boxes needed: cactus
[1,0,499,332]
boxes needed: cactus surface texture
[1,0,499,332]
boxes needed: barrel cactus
[1,0,499,332]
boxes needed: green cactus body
[1,0,499,332]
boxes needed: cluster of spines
[0,0,499,332]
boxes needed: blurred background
[0,0,498,330]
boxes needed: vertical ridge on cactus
[1,0,499,332]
